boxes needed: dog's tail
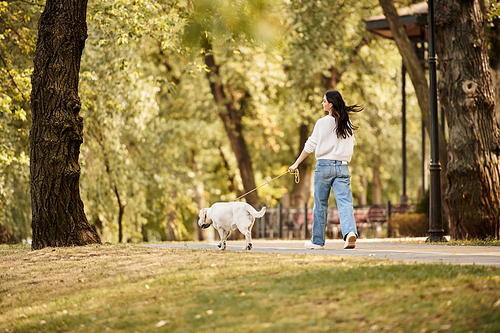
[249,206,266,218]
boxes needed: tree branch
[379,0,448,173]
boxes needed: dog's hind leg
[237,225,253,251]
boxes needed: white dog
[198,202,266,251]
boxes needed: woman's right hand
[288,163,299,173]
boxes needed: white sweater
[304,115,355,162]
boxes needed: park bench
[259,204,414,240]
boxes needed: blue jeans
[311,159,357,245]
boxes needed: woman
[289,90,362,249]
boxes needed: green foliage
[183,0,281,46]
[390,213,429,237]
[487,1,500,67]
[487,0,500,21]
[79,0,194,242]
[415,188,429,216]
[0,0,439,242]
[0,0,40,240]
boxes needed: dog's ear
[200,208,208,221]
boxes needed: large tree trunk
[202,38,261,209]
[435,0,500,239]
[30,0,101,249]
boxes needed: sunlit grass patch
[1,244,499,333]
[391,238,500,246]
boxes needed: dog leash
[234,169,300,201]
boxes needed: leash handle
[235,169,299,201]
[293,168,300,183]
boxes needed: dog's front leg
[219,230,231,250]
[216,229,230,250]
[215,228,225,250]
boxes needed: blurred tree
[183,0,286,209]
[0,0,39,241]
[282,0,377,207]
[30,0,100,249]
[0,0,429,244]
[79,0,194,243]
[435,0,500,239]
[487,2,500,126]
[379,0,449,207]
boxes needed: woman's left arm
[289,150,310,172]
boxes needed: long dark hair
[325,90,363,139]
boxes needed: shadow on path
[144,238,500,267]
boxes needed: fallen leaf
[493,298,500,309]
[155,320,169,327]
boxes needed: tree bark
[202,38,261,209]
[372,157,383,205]
[435,0,500,239]
[289,123,314,207]
[166,191,178,241]
[358,174,368,206]
[379,0,449,202]
[191,150,210,241]
[95,127,125,243]
[113,184,125,243]
[30,0,101,249]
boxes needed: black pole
[260,208,266,238]
[278,203,282,239]
[426,0,446,242]
[401,62,408,206]
[303,203,308,239]
[387,201,392,237]
[422,118,426,193]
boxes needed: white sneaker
[344,232,356,249]
[304,240,324,250]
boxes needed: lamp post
[401,62,408,206]
[426,0,446,242]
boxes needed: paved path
[145,239,500,267]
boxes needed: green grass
[1,244,500,333]
[441,239,500,246]
[391,238,500,246]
